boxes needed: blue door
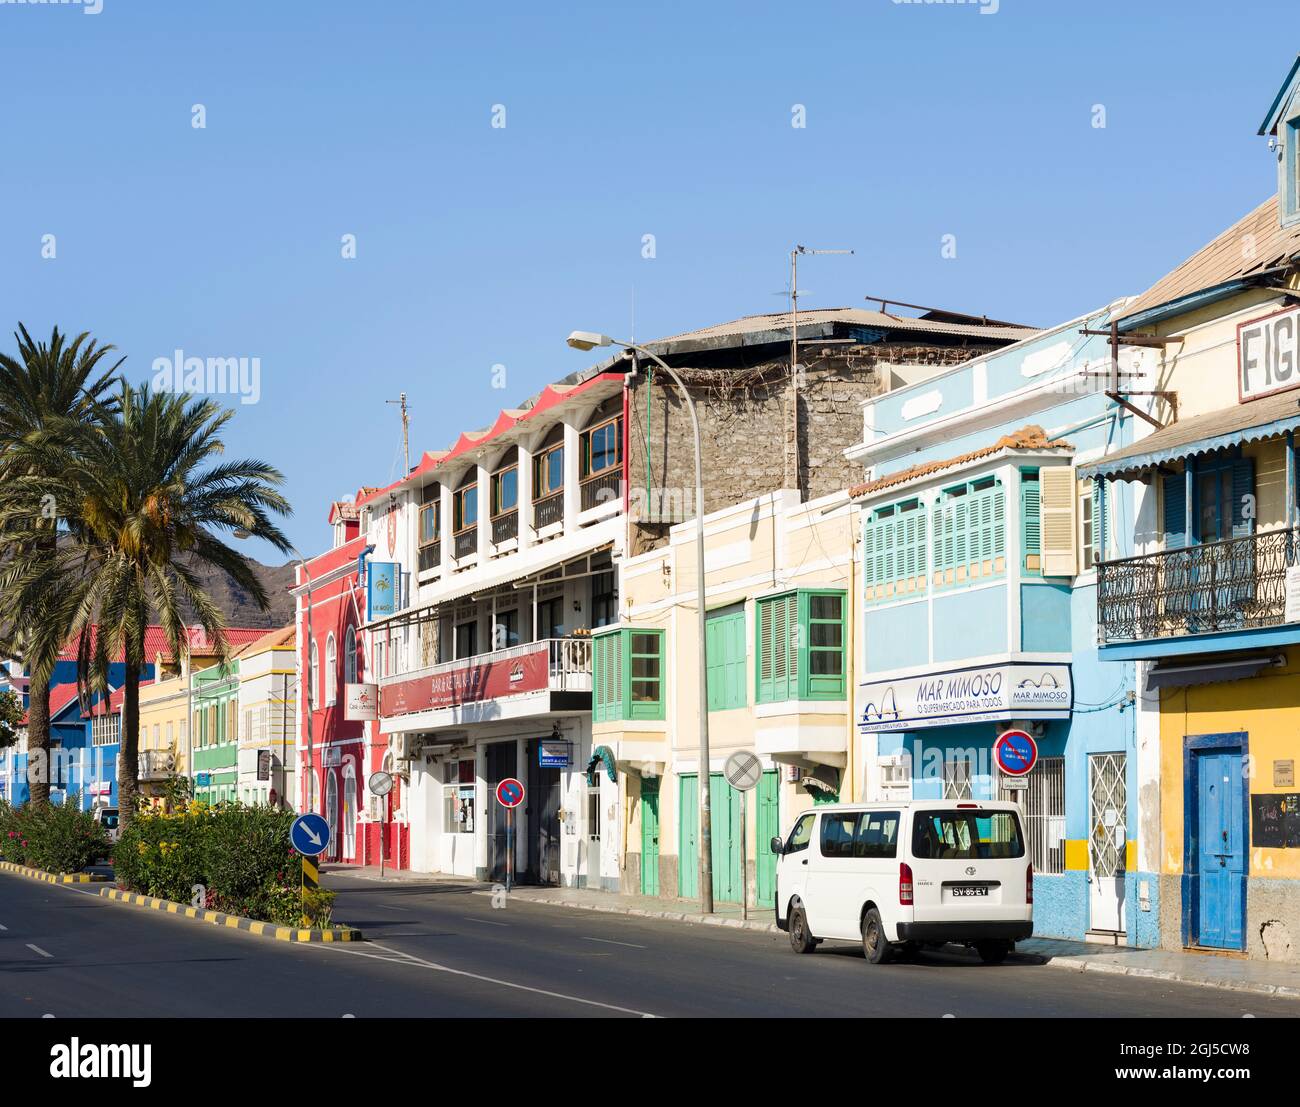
[1194,750,1245,950]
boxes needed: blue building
[848,303,1158,944]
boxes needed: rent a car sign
[1239,304,1300,402]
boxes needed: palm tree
[0,326,122,806]
[42,382,294,828]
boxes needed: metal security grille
[997,756,1065,874]
[942,756,973,800]
[1089,752,1127,878]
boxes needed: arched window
[309,639,319,709]
[325,634,338,706]
[344,625,357,685]
[342,759,357,859]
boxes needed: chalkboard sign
[1251,793,1300,848]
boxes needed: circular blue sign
[495,777,525,808]
[291,812,331,856]
[994,729,1038,776]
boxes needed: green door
[679,774,698,898]
[680,772,744,902]
[756,770,780,907]
[640,778,661,896]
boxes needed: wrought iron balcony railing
[453,528,477,560]
[533,491,563,530]
[491,510,518,544]
[418,541,440,573]
[580,468,621,512]
[1097,526,1300,645]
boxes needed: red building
[295,493,408,869]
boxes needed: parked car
[772,800,1032,965]
[92,805,120,844]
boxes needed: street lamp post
[567,331,714,914]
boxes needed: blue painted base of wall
[1126,870,1161,949]
[1032,871,1090,941]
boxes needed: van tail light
[899,862,914,906]
[1026,863,1034,905]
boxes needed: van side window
[785,813,814,854]
[819,813,859,858]
[854,811,899,858]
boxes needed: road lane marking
[304,939,657,1017]
[26,944,52,958]
[460,916,508,927]
[373,904,413,912]
[0,923,7,930]
[581,936,647,949]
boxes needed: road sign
[291,812,331,856]
[496,777,525,808]
[994,729,1038,777]
[725,750,763,792]
[368,770,394,797]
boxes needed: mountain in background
[181,552,297,630]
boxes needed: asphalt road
[2,869,1298,1018]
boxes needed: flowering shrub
[0,796,109,873]
[113,801,335,927]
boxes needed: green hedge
[113,801,334,927]
[0,796,110,873]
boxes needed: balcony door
[1087,752,1127,935]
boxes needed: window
[419,500,440,547]
[491,465,518,516]
[590,571,618,628]
[912,810,1025,861]
[1021,469,1041,574]
[344,625,357,684]
[855,810,900,859]
[705,605,746,711]
[325,634,338,706]
[581,417,622,478]
[819,812,859,857]
[310,639,319,709]
[587,770,602,841]
[942,755,974,800]
[492,610,519,650]
[785,813,814,854]
[533,444,564,497]
[454,620,478,659]
[593,628,664,722]
[91,712,120,746]
[1080,481,1096,571]
[1163,457,1254,549]
[933,477,1004,589]
[454,486,478,533]
[998,756,1065,874]
[229,699,239,743]
[756,589,846,703]
[443,759,476,833]
[166,721,173,749]
[863,498,926,604]
[536,596,564,640]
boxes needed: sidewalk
[324,865,1300,999]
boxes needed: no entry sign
[994,729,1038,776]
[495,777,525,808]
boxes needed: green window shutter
[757,592,797,703]
[1021,473,1041,573]
[593,631,624,722]
[757,598,775,703]
[628,629,663,720]
[706,608,746,711]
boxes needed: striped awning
[1081,389,1300,482]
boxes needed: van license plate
[951,886,988,897]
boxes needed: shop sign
[1239,304,1300,402]
[381,642,551,717]
[539,739,572,768]
[345,682,379,721]
[858,662,1073,732]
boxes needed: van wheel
[788,904,817,954]
[976,940,1010,965]
[861,907,891,965]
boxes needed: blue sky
[1,0,1291,562]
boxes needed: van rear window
[911,810,1024,860]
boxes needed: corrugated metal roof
[1118,195,1300,325]
[1080,388,1300,481]
[651,307,1036,347]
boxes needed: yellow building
[594,488,858,905]
[1080,59,1300,960]
[234,625,298,808]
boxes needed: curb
[0,860,110,885]
[97,888,363,943]
[508,892,1300,997]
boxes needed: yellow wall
[1159,645,1300,880]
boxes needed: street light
[566,330,715,914]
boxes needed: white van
[772,801,1032,965]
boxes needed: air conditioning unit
[878,753,911,791]
[392,734,417,762]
